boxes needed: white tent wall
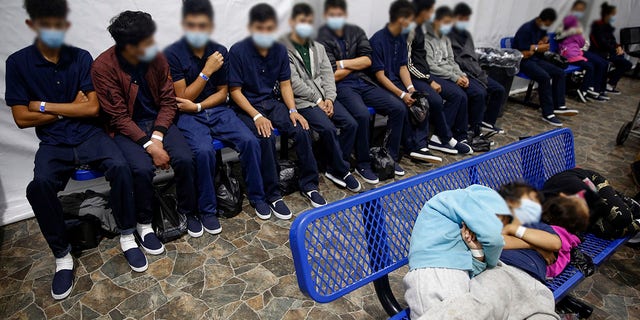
[0,0,638,226]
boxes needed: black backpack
[152,181,187,243]
[215,162,244,218]
[369,132,395,181]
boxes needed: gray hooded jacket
[280,35,337,110]
[424,23,466,82]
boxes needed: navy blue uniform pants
[237,99,319,196]
[412,78,452,143]
[177,106,264,213]
[576,51,609,92]
[463,77,487,130]
[298,102,356,177]
[27,132,136,258]
[606,54,632,87]
[336,80,407,162]
[519,58,566,116]
[430,75,468,141]
[484,77,507,126]
[114,121,197,223]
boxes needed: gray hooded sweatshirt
[280,35,337,110]
[424,23,466,82]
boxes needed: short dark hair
[413,0,435,14]
[539,8,557,22]
[292,3,313,20]
[572,0,587,9]
[542,197,589,235]
[600,2,616,19]
[434,6,453,20]
[389,0,415,22]
[108,11,156,49]
[182,0,214,20]
[249,3,277,24]
[324,0,347,12]
[24,0,68,20]
[498,182,543,205]
[453,2,472,17]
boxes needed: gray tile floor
[1,78,639,319]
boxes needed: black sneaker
[51,269,74,300]
[599,92,611,100]
[606,84,621,94]
[409,148,443,163]
[542,114,563,127]
[554,106,579,116]
[252,201,272,220]
[300,190,327,208]
[586,88,600,98]
[480,122,505,134]
[270,199,293,219]
[428,136,458,155]
[394,163,405,176]
[355,167,379,184]
[590,94,609,102]
[576,89,587,103]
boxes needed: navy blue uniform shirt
[369,26,409,87]
[5,44,101,146]
[227,37,290,106]
[116,53,157,122]
[164,38,228,104]
[500,222,558,282]
[513,19,547,58]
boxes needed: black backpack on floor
[152,181,187,243]
[215,162,244,218]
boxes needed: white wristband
[406,84,414,90]
[399,92,407,99]
[253,113,263,122]
[57,115,64,120]
[151,134,163,142]
[339,60,345,69]
[143,141,153,149]
[316,97,323,105]
[470,249,484,258]
[515,226,527,239]
[196,103,202,112]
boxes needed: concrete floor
[1,78,639,319]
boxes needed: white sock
[55,253,73,272]
[120,233,139,252]
[607,84,614,90]
[448,138,458,147]
[137,223,154,238]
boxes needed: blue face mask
[252,32,277,49]
[571,11,584,19]
[609,16,616,25]
[139,44,159,63]
[327,16,346,31]
[402,22,416,35]
[514,198,542,225]
[439,23,453,35]
[429,13,435,23]
[39,29,65,49]
[454,21,470,31]
[185,31,209,48]
[295,23,314,39]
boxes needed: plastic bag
[215,162,244,218]
[409,91,429,126]
[279,159,300,195]
[570,247,595,277]
[369,132,395,181]
[152,181,187,243]
[475,47,524,76]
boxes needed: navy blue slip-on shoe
[343,173,362,193]
[324,172,347,188]
[481,122,505,134]
[301,190,327,208]
[186,215,204,238]
[201,214,222,235]
[542,114,563,127]
[138,232,165,255]
[454,140,473,155]
[51,269,74,300]
[124,247,148,272]
[428,136,458,155]
[553,106,579,116]
[394,163,405,176]
[252,201,272,220]
[270,199,293,220]
[409,148,442,163]
[355,167,379,185]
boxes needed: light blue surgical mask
[39,29,65,49]
[185,31,209,49]
[429,13,435,23]
[571,11,584,19]
[295,23,314,39]
[252,32,277,49]
[402,22,416,35]
[327,16,346,31]
[514,199,542,225]
[609,16,616,25]
[139,44,159,63]
[454,21,470,32]
[439,23,453,36]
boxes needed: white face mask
[514,199,542,225]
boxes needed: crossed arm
[11,90,98,129]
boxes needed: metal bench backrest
[290,128,575,303]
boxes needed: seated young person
[92,11,199,243]
[281,3,361,192]
[589,2,633,95]
[5,0,147,300]
[407,0,472,156]
[316,0,418,178]
[513,8,578,127]
[164,0,267,226]
[450,3,507,134]
[542,168,640,240]
[404,184,512,319]
[369,0,442,168]
[228,3,326,214]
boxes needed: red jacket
[91,46,177,145]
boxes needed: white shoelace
[55,253,73,272]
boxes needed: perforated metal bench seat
[289,128,631,319]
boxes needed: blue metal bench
[500,35,582,108]
[289,128,631,319]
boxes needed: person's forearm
[230,87,260,118]
[334,69,352,82]
[11,105,59,128]
[176,76,209,101]
[511,227,562,251]
[279,81,297,110]
[36,92,100,118]
[375,71,404,97]
[399,66,413,90]
[503,235,532,249]
[341,56,371,71]
[198,87,228,109]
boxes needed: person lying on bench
[281,3,362,193]
[5,0,147,300]
[404,184,512,319]
[542,168,640,242]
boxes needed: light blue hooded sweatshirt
[408,185,511,276]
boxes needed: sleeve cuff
[152,126,168,135]
[136,137,150,146]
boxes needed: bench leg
[373,275,404,317]
[508,80,540,109]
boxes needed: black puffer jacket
[316,24,375,84]
[589,20,619,59]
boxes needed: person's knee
[193,143,215,161]
[172,151,195,170]
[130,160,155,178]
[341,117,358,136]
[26,177,54,198]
